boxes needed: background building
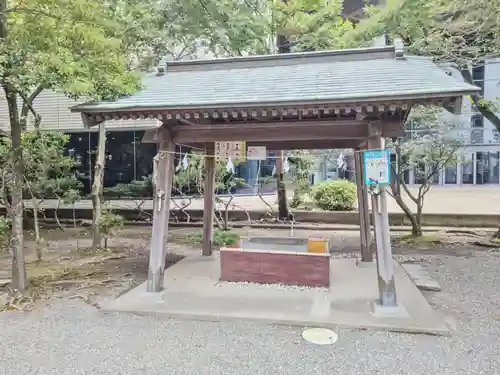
[0,88,274,196]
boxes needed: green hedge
[313,179,357,211]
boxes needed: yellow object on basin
[307,238,329,253]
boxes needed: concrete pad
[102,255,450,336]
[402,263,442,292]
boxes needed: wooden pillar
[147,137,175,293]
[367,122,398,307]
[354,149,373,262]
[202,142,216,256]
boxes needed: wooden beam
[170,120,403,143]
[202,143,216,256]
[183,140,360,151]
[147,136,175,292]
[81,113,102,129]
[173,124,367,143]
[354,149,373,262]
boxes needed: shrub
[313,179,357,211]
[99,210,125,248]
[187,229,240,247]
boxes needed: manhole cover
[302,328,338,345]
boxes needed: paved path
[1,251,499,375]
[29,186,500,214]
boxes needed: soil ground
[0,226,498,310]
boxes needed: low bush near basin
[313,179,357,211]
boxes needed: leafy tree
[347,0,500,132]
[287,150,316,209]
[0,0,140,291]
[347,0,500,237]
[0,131,83,261]
[275,0,356,51]
[388,106,464,236]
[194,0,357,219]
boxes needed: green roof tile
[71,44,479,113]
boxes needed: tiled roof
[71,43,479,113]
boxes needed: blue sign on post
[363,149,391,185]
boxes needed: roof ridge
[163,45,396,72]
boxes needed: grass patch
[27,260,107,288]
[393,234,442,246]
[186,229,240,247]
[75,246,121,257]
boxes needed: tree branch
[19,87,43,130]
[460,68,500,132]
[2,7,62,20]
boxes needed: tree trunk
[414,201,424,237]
[5,91,28,291]
[32,197,42,262]
[460,69,500,132]
[275,150,290,220]
[2,0,27,290]
[392,191,422,237]
[91,124,106,248]
[493,225,500,239]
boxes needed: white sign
[246,146,267,160]
[215,141,246,160]
[363,150,391,185]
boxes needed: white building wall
[482,58,500,144]
[0,91,158,133]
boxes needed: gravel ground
[0,251,499,375]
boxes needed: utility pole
[367,122,398,308]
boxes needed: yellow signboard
[215,141,246,161]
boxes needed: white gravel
[0,252,499,375]
[216,281,329,292]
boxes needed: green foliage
[149,0,358,58]
[288,151,315,208]
[348,0,500,67]
[313,179,357,211]
[346,0,500,130]
[174,153,245,195]
[0,0,140,102]
[103,176,152,198]
[0,131,82,202]
[0,216,10,251]
[99,210,125,246]
[393,106,463,188]
[276,0,357,51]
[187,229,240,247]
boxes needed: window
[471,63,485,111]
[471,114,484,144]
[65,132,92,194]
[135,131,157,184]
[444,165,458,184]
[462,154,474,184]
[65,130,160,196]
[476,151,500,184]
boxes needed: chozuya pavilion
[71,40,477,316]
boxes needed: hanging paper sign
[283,156,290,173]
[215,141,246,160]
[246,146,267,160]
[363,149,391,185]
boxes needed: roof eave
[71,90,480,115]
